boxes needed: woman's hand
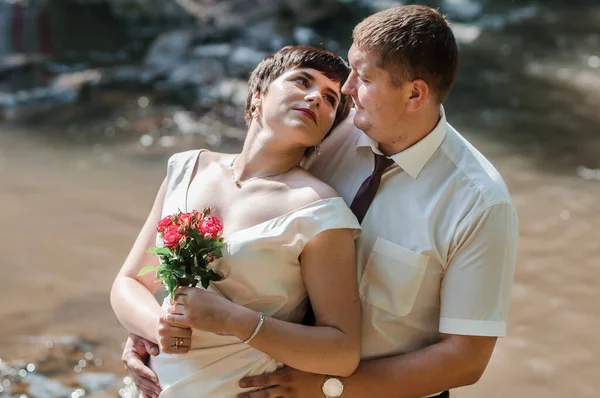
[157,313,192,354]
[166,286,246,336]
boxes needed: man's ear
[407,79,430,112]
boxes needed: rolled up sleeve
[440,202,519,337]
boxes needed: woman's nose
[305,90,322,106]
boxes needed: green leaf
[137,265,157,276]
[156,268,169,279]
[173,268,186,278]
[201,278,210,289]
[147,247,172,256]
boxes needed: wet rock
[78,372,121,393]
[227,46,269,77]
[0,54,48,76]
[24,373,73,398]
[0,337,127,398]
[53,69,102,91]
[0,358,11,377]
[171,110,208,135]
[192,43,234,60]
[109,0,190,18]
[293,26,318,46]
[281,0,343,25]
[165,58,225,88]
[119,378,142,398]
[200,79,248,108]
[101,65,166,86]
[144,30,199,69]
[442,0,484,20]
[354,0,403,12]
[241,21,288,51]
[0,92,17,109]
[0,86,77,111]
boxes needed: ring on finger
[173,337,185,349]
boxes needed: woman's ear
[251,92,262,115]
[252,91,262,106]
[250,91,263,119]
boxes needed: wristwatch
[322,376,344,397]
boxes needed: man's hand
[157,313,192,354]
[237,367,325,398]
[122,333,162,398]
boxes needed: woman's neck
[233,127,306,182]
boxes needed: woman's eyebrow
[298,71,339,103]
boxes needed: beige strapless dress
[150,150,361,397]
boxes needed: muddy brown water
[1,107,599,396]
[1,2,600,394]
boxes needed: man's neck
[378,107,442,157]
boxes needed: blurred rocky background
[1,0,599,397]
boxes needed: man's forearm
[341,337,493,398]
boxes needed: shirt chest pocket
[359,238,429,317]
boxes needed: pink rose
[157,215,174,233]
[178,235,188,248]
[179,213,193,226]
[163,225,184,248]
[191,210,202,223]
[200,216,223,239]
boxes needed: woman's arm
[250,227,361,376]
[167,227,361,377]
[110,178,168,343]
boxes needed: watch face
[323,377,344,397]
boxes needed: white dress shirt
[305,108,519,360]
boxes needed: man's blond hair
[353,5,459,103]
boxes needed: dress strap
[165,149,204,213]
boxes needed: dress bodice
[151,150,361,397]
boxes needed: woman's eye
[294,77,309,86]
[325,95,337,106]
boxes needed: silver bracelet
[242,312,265,344]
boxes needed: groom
[123,5,518,398]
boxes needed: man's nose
[341,77,355,95]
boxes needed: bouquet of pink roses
[138,206,224,297]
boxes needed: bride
[111,46,361,397]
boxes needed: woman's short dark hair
[245,45,352,136]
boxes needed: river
[1,1,599,397]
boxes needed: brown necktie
[350,152,394,223]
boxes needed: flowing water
[1,1,599,397]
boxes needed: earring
[315,144,321,158]
[251,105,259,119]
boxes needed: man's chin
[352,111,369,131]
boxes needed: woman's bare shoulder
[284,168,340,205]
[194,150,236,168]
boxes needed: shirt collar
[356,106,448,179]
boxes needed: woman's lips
[295,108,316,123]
